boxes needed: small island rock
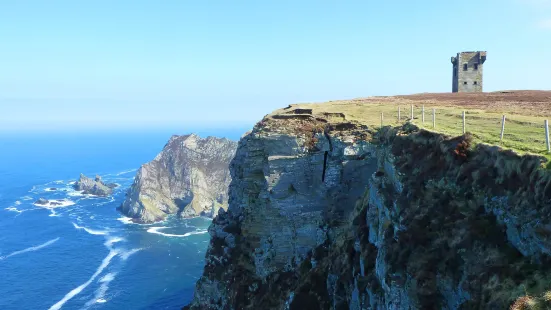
[73,174,117,197]
[34,198,49,205]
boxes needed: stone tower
[451,51,487,92]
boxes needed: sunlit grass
[285,99,551,159]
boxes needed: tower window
[464,82,468,85]
[463,64,468,71]
[474,63,479,70]
[474,81,478,85]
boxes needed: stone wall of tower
[452,56,459,92]
[452,51,486,93]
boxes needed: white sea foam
[117,216,134,225]
[82,272,117,309]
[81,245,141,308]
[100,273,116,283]
[93,196,115,206]
[66,190,85,197]
[5,207,23,213]
[72,223,108,236]
[14,201,21,205]
[67,189,111,200]
[49,209,60,217]
[0,237,60,261]
[22,196,33,201]
[53,180,64,184]
[33,199,75,209]
[48,249,118,310]
[105,237,124,247]
[146,226,208,238]
[44,188,56,192]
[116,216,156,226]
[121,248,143,261]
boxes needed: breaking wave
[33,199,75,208]
[147,226,208,238]
[72,223,108,236]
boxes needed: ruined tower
[451,51,487,92]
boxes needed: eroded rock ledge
[184,106,551,310]
[120,134,237,223]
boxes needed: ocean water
[0,128,246,310]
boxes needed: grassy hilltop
[279,90,551,159]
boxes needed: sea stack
[120,134,237,223]
[73,174,117,196]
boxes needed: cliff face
[120,134,237,223]
[184,106,551,309]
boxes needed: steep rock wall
[120,134,237,223]
[184,109,551,309]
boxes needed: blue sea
[0,128,246,310]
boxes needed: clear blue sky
[1,0,550,132]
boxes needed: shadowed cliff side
[184,102,551,309]
[120,134,237,223]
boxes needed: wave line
[48,250,118,310]
[0,237,60,261]
[72,223,108,235]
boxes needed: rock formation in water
[34,198,49,205]
[73,174,117,196]
[184,102,551,309]
[120,134,238,223]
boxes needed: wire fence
[379,104,551,155]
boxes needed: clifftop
[184,91,551,309]
[266,90,551,158]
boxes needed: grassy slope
[278,90,551,159]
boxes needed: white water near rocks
[1,172,212,310]
[0,131,245,309]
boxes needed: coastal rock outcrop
[73,174,117,196]
[120,134,237,223]
[184,104,551,309]
[34,198,49,205]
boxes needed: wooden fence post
[398,107,401,122]
[462,111,466,134]
[422,105,425,125]
[432,108,436,129]
[546,120,550,153]
[500,115,506,143]
[410,104,413,120]
[381,112,384,128]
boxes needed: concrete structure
[451,51,487,92]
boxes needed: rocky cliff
[120,134,237,223]
[184,101,551,310]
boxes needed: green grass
[407,106,551,158]
[279,100,551,161]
